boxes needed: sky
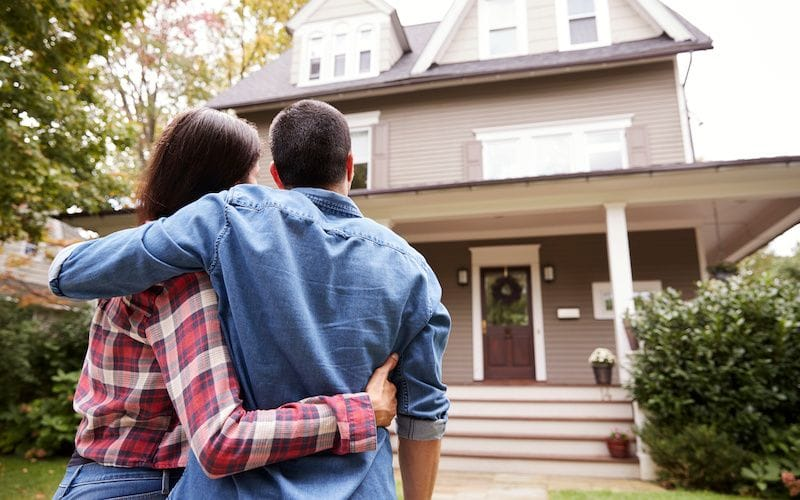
[384,0,800,256]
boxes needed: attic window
[479,0,528,59]
[299,20,378,85]
[557,0,610,50]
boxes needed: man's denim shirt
[49,186,450,499]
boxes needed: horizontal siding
[307,0,377,23]
[439,0,663,65]
[439,1,479,65]
[609,0,662,43]
[415,229,700,385]
[372,61,683,188]
[380,20,403,73]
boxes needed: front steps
[393,384,639,479]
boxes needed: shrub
[629,273,800,493]
[0,301,91,456]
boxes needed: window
[476,116,631,180]
[307,35,323,80]
[350,129,371,189]
[333,32,347,77]
[358,27,373,74]
[479,0,527,59]
[299,20,378,85]
[556,0,610,50]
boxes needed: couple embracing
[50,100,450,499]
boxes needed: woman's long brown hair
[137,108,261,223]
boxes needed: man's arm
[49,192,227,299]
[146,273,398,478]
[394,300,451,500]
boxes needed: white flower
[589,347,616,365]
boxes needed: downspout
[681,52,697,163]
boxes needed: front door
[481,267,535,379]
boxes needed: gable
[429,0,669,69]
[306,0,382,24]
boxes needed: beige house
[66,0,800,479]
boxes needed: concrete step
[436,454,640,479]
[445,416,633,438]
[447,384,630,402]
[449,400,634,420]
[391,434,618,457]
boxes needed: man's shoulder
[345,218,429,269]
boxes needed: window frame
[345,111,381,191]
[478,0,529,60]
[475,115,632,180]
[555,0,611,51]
[297,16,382,86]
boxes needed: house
[64,0,800,479]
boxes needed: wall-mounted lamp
[542,265,555,283]
[457,268,469,286]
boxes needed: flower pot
[606,438,630,458]
[592,364,613,385]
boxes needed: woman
[53,108,397,499]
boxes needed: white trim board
[469,245,547,382]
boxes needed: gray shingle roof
[208,14,711,111]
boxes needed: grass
[550,490,754,500]
[0,456,68,500]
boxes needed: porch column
[604,203,635,384]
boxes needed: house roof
[207,5,711,111]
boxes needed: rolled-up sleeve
[394,301,451,440]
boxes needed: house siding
[306,0,377,23]
[438,0,661,65]
[414,228,700,385]
[243,60,685,189]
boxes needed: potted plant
[606,430,631,459]
[588,347,616,385]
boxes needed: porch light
[542,265,555,283]
[457,268,469,286]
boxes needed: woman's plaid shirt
[72,272,376,478]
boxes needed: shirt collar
[292,187,363,218]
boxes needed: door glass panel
[483,269,530,326]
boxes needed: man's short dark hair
[269,100,351,189]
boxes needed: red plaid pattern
[73,272,376,477]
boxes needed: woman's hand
[366,354,399,427]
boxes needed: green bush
[0,301,91,456]
[629,273,800,494]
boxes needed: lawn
[550,490,754,500]
[0,456,67,500]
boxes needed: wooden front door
[481,267,535,379]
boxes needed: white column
[604,203,635,385]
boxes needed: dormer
[287,0,410,87]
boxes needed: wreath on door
[490,275,522,305]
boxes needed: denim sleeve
[49,193,228,300]
[394,300,451,441]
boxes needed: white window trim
[345,111,379,190]
[477,0,529,60]
[591,280,662,320]
[469,245,547,382]
[555,0,611,51]
[297,14,383,86]
[475,115,632,178]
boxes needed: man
[50,100,450,499]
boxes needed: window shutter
[463,140,483,181]
[626,125,650,167]
[370,122,390,189]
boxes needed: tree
[740,244,800,281]
[98,0,307,169]
[0,0,148,241]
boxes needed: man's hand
[366,354,399,427]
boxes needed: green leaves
[629,273,800,493]
[1,0,147,241]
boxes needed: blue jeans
[52,463,184,500]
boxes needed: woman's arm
[146,272,396,478]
